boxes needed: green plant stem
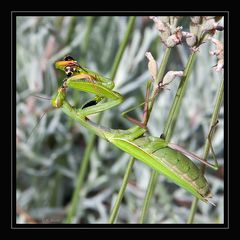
[108,157,135,223]
[55,17,64,30]
[139,170,158,223]
[156,48,171,84]
[81,17,95,65]
[64,16,136,224]
[164,52,196,141]
[109,47,172,224]
[110,17,136,79]
[187,78,224,224]
[65,133,95,223]
[148,48,171,114]
[65,17,77,45]
[140,51,197,223]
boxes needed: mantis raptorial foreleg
[66,76,123,117]
[53,67,123,117]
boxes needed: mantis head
[55,55,80,77]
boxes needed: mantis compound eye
[63,55,75,61]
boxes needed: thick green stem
[109,46,172,224]
[138,48,172,223]
[139,170,158,223]
[65,133,96,223]
[148,48,171,115]
[81,17,95,65]
[55,17,64,30]
[164,52,196,141]
[187,78,224,223]
[108,157,135,223]
[140,51,197,223]
[110,17,136,80]
[156,48,171,84]
[65,17,77,45]
[64,16,136,223]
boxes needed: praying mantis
[51,55,218,204]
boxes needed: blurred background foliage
[16,16,224,224]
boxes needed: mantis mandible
[51,55,218,204]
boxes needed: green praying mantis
[51,55,218,205]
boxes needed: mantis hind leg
[168,120,220,171]
[206,120,220,170]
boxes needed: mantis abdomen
[110,136,211,202]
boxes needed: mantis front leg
[67,74,124,117]
[53,56,123,118]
